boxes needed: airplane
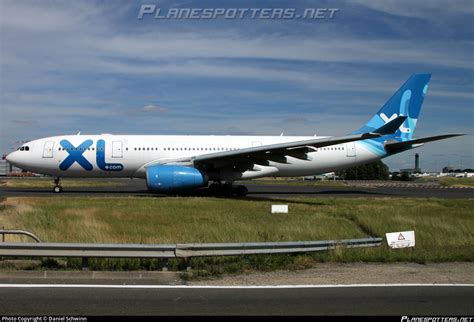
[6,73,463,196]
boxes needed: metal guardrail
[0,230,42,243]
[0,242,176,258]
[175,238,383,257]
[0,238,382,259]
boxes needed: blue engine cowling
[146,165,207,192]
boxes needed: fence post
[161,259,169,272]
[82,257,89,271]
[185,258,192,272]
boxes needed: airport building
[400,153,421,174]
[0,158,29,176]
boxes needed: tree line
[335,160,390,180]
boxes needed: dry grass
[0,196,472,273]
[416,177,474,188]
[1,178,124,188]
[439,177,474,188]
[0,197,368,244]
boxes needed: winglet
[371,116,407,135]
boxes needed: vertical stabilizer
[353,73,431,142]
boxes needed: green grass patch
[1,178,125,188]
[415,176,474,188]
[0,196,472,274]
[240,179,349,187]
[438,177,474,188]
[0,197,366,243]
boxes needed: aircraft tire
[234,185,248,197]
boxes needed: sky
[0,0,473,172]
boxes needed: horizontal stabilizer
[372,116,407,135]
[385,134,464,152]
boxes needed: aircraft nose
[6,151,18,165]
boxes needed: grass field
[0,196,472,273]
[438,177,474,188]
[0,178,125,188]
[240,179,349,187]
[416,177,474,187]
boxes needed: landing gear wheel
[208,183,247,197]
[208,183,221,196]
[53,177,62,193]
[234,185,248,197]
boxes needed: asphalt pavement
[1,178,473,198]
[0,284,472,315]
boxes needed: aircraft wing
[190,116,407,169]
[143,116,406,169]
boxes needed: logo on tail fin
[351,73,431,156]
[380,113,398,123]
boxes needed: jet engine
[145,165,207,192]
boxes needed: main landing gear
[208,183,248,197]
[53,177,63,193]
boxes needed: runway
[0,284,472,315]
[0,178,473,198]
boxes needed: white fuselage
[7,134,381,181]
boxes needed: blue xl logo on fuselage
[59,139,123,171]
[96,139,124,171]
[59,139,93,171]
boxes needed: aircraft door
[112,141,123,158]
[346,143,356,157]
[42,141,54,158]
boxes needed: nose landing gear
[53,177,63,193]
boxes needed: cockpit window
[19,146,29,151]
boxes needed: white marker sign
[385,231,415,249]
[271,205,288,213]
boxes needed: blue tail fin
[353,73,431,142]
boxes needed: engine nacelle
[146,165,207,192]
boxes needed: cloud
[0,1,472,171]
[349,0,474,19]
[283,117,309,124]
[86,34,473,70]
[12,120,37,125]
[141,104,169,113]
